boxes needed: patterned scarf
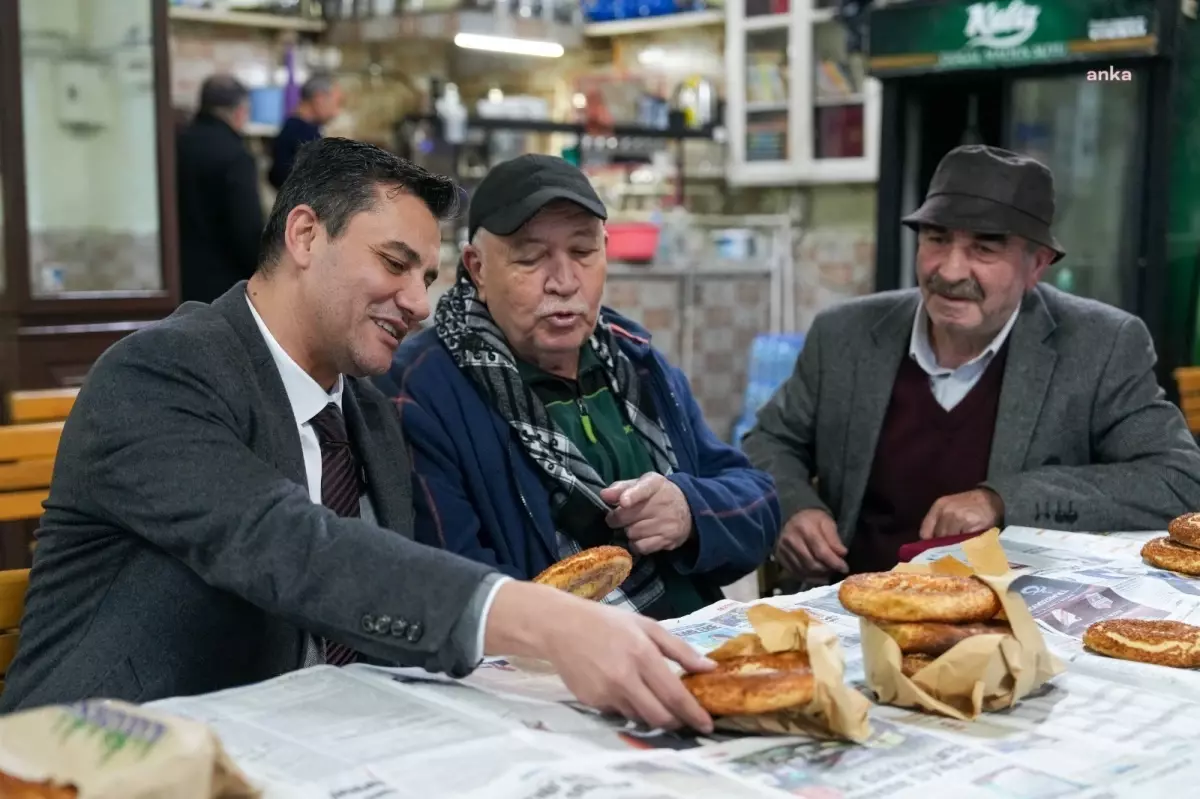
[434,263,678,613]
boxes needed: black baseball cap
[467,154,607,239]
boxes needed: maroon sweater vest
[847,343,1009,574]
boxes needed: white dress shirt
[909,302,1019,411]
[245,294,502,667]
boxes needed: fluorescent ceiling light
[453,33,564,58]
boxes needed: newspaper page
[149,665,612,797]
[685,671,1200,798]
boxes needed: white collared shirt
[909,302,1019,411]
[246,294,348,505]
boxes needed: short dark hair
[300,72,337,102]
[198,74,248,115]
[258,137,460,270]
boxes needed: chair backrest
[1174,367,1200,434]
[0,569,30,692]
[7,388,78,424]
[0,422,63,522]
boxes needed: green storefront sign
[868,0,1160,76]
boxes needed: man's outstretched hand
[484,580,715,733]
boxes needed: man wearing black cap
[382,154,780,619]
[744,144,1200,579]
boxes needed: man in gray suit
[2,138,715,735]
[744,145,1200,579]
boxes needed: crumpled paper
[704,604,872,741]
[859,528,1065,720]
[0,699,259,798]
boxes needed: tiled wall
[602,271,774,441]
[29,230,161,294]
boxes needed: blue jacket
[376,312,781,592]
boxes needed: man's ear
[461,244,487,303]
[284,204,321,269]
[1026,244,1054,288]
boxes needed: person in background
[381,155,781,620]
[177,74,264,304]
[743,144,1200,581]
[1,139,715,735]
[268,72,343,191]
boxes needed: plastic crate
[731,333,806,447]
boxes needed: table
[150,526,1200,798]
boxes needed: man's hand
[485,580,715,733]
[918,488,1004,540]
[776,508,846,575]
[600,473,692,556]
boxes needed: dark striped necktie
[309,402,363,666]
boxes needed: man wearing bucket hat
[378,154,780,618]
[744,144,1200,579]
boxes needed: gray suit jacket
[743,285,1200,544]
[0,284,497,711]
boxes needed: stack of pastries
[838,572,1012,675]
[1141,513,1200,576]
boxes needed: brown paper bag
[703,605,872,742]
[860,528,1064,720]
[0,700,259,798]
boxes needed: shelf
[402,114,717,140]
[168,6,327,33]
[744,13,789,31]
[584,9,723,37]
[327,11,580,47]
[814,93,863,107]
[746,100,788,113]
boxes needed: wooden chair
[1174,367,1200,435]
[0,569,29,694]
[0,422,62,523]
[7,388,78,424]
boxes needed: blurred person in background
[177,74,264,305]
[269,72,343,191]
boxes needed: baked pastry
[0,773,77,798]
[681,651,814,715]
[1168,513,1200,549]
[1083,619,1200,668]
[874,620,1013,656]
[900,653,934,678]
[1141,537,1200,576]
[532,545,632,600]
[838,572,1001,623]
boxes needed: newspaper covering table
[151,527,1200,798]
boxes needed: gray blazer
[743,284,1200,544]
[0,284,496,711]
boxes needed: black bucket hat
[902,144,1066,263]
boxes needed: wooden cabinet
[725,0,881,186]
[0,0,178,404]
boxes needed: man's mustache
[926,273,984,301]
